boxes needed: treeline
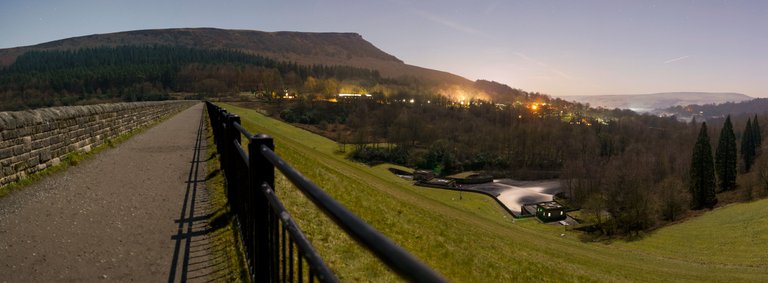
[564,113,766,236]
[271,97,610,177]
[0,46,383,110]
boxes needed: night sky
[1,0,765,97]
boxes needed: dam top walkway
[0,103,214,282]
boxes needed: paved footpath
[0,103,216,282]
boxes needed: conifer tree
[715,116,737,191]
[752,115,762,148]
[690,122,717,209]
[742,119,756,172]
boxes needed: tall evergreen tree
[752,114,762,148]
[742,118,756,172]
[690,122,717,209]
[715,116,737,191]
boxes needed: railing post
[205,102,219,144]
[219,112,226,157]
[221,114,235,204]
[227,115,242,213]
[215,109,227,164]
[249,134,274,282]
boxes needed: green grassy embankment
[219,103,768,282]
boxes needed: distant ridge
[560,92,753,112]
[0,28,469,85]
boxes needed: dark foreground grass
[219,103,768,282]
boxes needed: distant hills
[561,92,753,112]
[0,28,468,85]
[659,98,768,120]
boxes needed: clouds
[514,52,572,80]
[385,0,491,38]
[414,10,487,37]
[663,55,690,64]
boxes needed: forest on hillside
[0,46,382,110]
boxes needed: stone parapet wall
[0,101,196,186]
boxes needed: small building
[413,170,435,182]
[535,201,566,222]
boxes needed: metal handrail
[205,101,447,282]
[233,122,253,139]
[262,184,338,282]
[259,144,447,283]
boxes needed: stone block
[32,140,44,150]
[27,156,40,167]
[12,161,26,172]
[13,145,27,155]
[0,147,12,159]
[39,149,52,162]
[12,152,29,164]
[3,129,17,140]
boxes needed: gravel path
[0,103,215,282]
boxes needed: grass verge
[202,108,250,282]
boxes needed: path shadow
[167,109,229,283]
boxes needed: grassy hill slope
[219,103,768,282]
[0,28,469,85]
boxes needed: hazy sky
[1,0,766,97]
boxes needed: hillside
[562,92,752,112]
[0,28,469,85]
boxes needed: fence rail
[205,102,447,282]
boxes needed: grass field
[219,103,768,282]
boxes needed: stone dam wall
[0,101,196,186]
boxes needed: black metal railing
[205,102,447,282]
